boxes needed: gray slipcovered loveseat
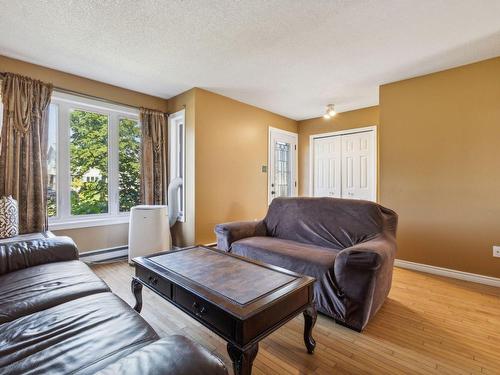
[215,197,398,331]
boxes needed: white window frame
[48,91,140,230]
[168,109,186,222]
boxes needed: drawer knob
[192,302,207,317]
[148,276,158,285]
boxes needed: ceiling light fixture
[323,104,336,119]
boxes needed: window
[168,109,185,222]
[49,92,140,229]
[118,118,140,212]
[47,103,58,217]
[69,109,109,215]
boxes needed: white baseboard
[394,259,500,288]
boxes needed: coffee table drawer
[174,286,235,339]
[136,265,172,299]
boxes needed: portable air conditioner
[128,177,183,263]
[128,205,171,263]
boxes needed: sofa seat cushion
[0,260,109,324]
[232,236,339,279]
[95,335,227,375]
[232,236,346,320]
[0,292,159,375]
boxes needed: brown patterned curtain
[140,108,168,205]
[0,73,53,234]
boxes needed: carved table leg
[227,342,258,375]
[303,305,317,354]
[131,277,143,313]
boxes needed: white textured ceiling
[1,0,499,120]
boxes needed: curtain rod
[0,71,167,113]
[52,87,141,112]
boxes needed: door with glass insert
[268,128,298,203]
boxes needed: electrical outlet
[493,246,500,258]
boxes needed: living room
[0,1,499,374]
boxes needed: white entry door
[268,127,298,204]
[313,136,341,197]
[341,131,376,201]
[312,128,376,201]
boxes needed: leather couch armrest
[95,336,228,375]
[214,220,266,251]
[0,236,79,275]
[333,235,397,330]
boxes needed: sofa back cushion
[264,197,394,250]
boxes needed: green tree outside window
[70,110,109,215]
[119,118,141,212]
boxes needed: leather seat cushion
[0,292,159,374]
[95,335,228,375]
[232,236,339,279]
[0,260,109,324]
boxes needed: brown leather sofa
[215,197,398,332]
[0,236,228,375]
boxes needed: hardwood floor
[91,261,500,375]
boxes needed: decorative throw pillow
[0,196,19,239]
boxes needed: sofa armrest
[333,235,396,330]
[95,336,228,375]
[214,220,266,251]
[0,236,78,275]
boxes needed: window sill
[49,215,130,231]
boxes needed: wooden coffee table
[131,246,317,375]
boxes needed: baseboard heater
[80,246,128,264]
[79,245,187,264]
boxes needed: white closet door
[313,136,341,197]
[341,131,375,201]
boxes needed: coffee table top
[150,247,296,305]
[133,246,315,318]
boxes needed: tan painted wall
[52,224,129,252]
[167,89,196,247]
[0,55,167,111]
[0,55,297,249]
[0,55,168,252]
[194,89,298,244]
[380,57,500,277]
[297,107,379,196]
